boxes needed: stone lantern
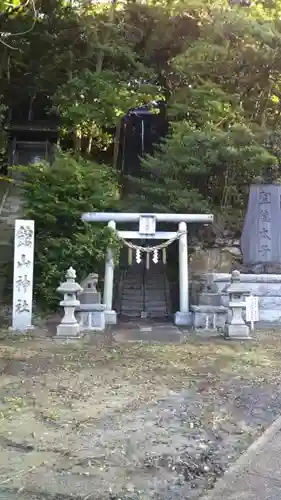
[224,270,251,340]
[56,267,83,337]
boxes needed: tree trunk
[28,93,36,121]
[113,119,122,169]
[74,128,82,153]
[95,0,117,74]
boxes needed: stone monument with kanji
[241,185,281,273]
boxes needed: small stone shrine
[77,273,106,332]
[56,267,82,337]
[224,270,251,340]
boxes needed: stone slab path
[201,414,281,500]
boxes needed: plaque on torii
[138,215,156,237]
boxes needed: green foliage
[17,153,121,309]
[126,1,281,218]
[128,119,277,214]
[169,83,241,127]
[53,69,161,149]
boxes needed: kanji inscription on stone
[259,227,271,240]
[258,244,271,258]
[12,220,35,331]
[17,254,31,268]
[259,190,271,204]
[260,209,271,223]
[15,299,30,314]
[257,187,273,261]
[15,275,31,293]
[16,225,33,247]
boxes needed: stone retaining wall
[201,273,281,326]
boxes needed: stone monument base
[56,323,81,337]
[174,311,192,326]
[190,305,227,330]
[78,304,106,331]
[105,309,117,325]
[224,323,252,340]
[9,325,34,334]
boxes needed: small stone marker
[224,270,251,340]
[56,267,82,337]
[12,219,35,331]
[245,294,259,331]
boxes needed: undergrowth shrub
[16,152,121,310]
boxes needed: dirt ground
[0,329,281,500]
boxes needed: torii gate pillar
[103,220,117,325]
[81,212,213,326]
[174,221,190,326]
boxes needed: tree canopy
[2,0,281,306]
[1,0,280,171]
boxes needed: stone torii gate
[81,212,214,326]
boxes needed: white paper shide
[12,220,35,331]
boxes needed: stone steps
[122,301,143,306]
[120,310,143,317]
[119,263,170,318]
[121,292,142,297]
